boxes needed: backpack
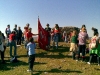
[89,36,98,49]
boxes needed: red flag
[38,18,48,50]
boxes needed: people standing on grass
[45,23,51,48]
[69,30,78,59]
[52,24,61,49]
[5,24,11,46]
[26,37,36,72]
[21,33,24,44]
[13,24,18,42]
[25,28,38,56]
[9,31,17,58]
[13,24,18,33]
[87,28,100,65]
[25,28,38,48]
[5,24,11,38]
[62,31,68,42]
[76,25,89,61]
[17,26,22,45]
[24,23,30,48]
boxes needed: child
[26,37,36,72]
[76,26,88,61]
[69,30,78,59]
[87,30,100,65]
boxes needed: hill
[59,26,80,34]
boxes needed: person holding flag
[25,28,38,55]
[45,23,51,49]
[38,18,49,50]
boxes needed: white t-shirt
[0,35,4,51]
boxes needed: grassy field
[0,42,100,75]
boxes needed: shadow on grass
[85,56,90,62]
[35,46,72,59]
[34,62,47,65]
[32,68,82,75]
[17,55,28,58]
[36,52,69,59]
[49,46,70,52]
[0,60,47,71]
[0,60,28,71]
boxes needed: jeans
[53,33,59,48]
[9,40,17,57]
[24,40,28,49]
[28,54,35,70]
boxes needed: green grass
[0,42,100,75]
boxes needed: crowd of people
[45,24,100,66]
[0,23,38,72]
[0,23,100,73]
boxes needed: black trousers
[28,54,35,70]
[17,37,22,45]
[0,46,6,61]
[78,45,86,57]
[89,54,100,64]
[76,45,86,61]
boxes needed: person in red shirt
[9,31,17,58]
[52,24,61,49]
[24,23,30,33]
[26,28,38,42]
[25,28,38,47]
[25,28,38,56]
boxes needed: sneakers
[87,62,90,65]
[17,45,21,47]
[76,60,79,61]
[68,52,72,56]
[27,69,33,72]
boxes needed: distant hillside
[59,26,80,35]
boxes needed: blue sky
[0,0,100,37]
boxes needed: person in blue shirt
[26,37,36,72]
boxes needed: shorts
[70,43,78,52]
